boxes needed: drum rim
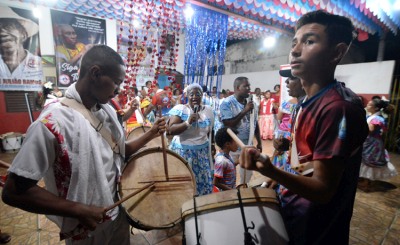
[119,146,196,230]
[181,188,278,218]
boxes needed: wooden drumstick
[0,160,12,169]
[227,128,245,148]
[158,106,169,180]
[136,105,147,133]
[105,182,155,212]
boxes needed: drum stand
[237,189,257,245]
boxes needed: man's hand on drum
[150,117,166,136]
[75,204,109,231]
[239,146,274,177]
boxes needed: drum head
[119,147,195,230]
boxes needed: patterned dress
[168,104,214,195]
[359,113,398,180]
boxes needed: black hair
[371,95,381,100]
[274,84,280,90]
[215,127,238,149]
[79,45,124,78]
[233,77,248,90]
[296,10,355,46]
[371,98,392,115]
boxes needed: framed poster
[50,10,106,88]
[0,6,43,91]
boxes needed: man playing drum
[239,11,368,245]
[2,45,166,245]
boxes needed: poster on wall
[50,10,106,88]
[0,6,43,91]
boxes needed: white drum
[1,132,23,152]
[181,188,289,245]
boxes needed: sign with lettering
[50,10,106,88]
[0,6,43,91]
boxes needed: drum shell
[126,126,167,149]
[182,188,289,245]
[119,147,196,230]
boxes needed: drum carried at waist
[181,188,289,244]
[119,147,196,230]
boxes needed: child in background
[259,90,275,140]
[213,127,239,191]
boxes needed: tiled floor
[1,140,399,245]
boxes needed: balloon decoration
[20,0,400,40]
[184,5,228,94]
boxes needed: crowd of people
[0,9,398,245]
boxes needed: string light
[263,36,276,48]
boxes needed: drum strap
[60,98,120,154]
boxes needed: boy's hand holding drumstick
[226,128,274,179]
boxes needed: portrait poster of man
[50,10,106,88]
[0,6,43,91]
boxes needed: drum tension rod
[237,189,257,245]
[193,195,202,245]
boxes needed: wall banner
[50,10,106,88]
[0,6,43,91]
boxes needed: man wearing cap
[0,6,42,81]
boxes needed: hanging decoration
[184,5,228,92]
[115,0,183,106]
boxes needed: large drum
[119,147,196,230]
[126,125,167,149]
[181,188,289,244]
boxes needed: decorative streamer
[184,5,228,95]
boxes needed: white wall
[221,60,395,95]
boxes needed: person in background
[271,84,281,132]
[269,70,305,192]
[252,87,262,111]
[55,24,93,65]
[219,77,262,186]
[239,10,368,244]
[213,127,239,192]
[167,83,214,196]
[358,98,398,190]
[258,90,275,140]
[0,7,42,81]
[2,45,166,245]
[109,93,137,126]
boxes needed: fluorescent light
[32,6,41,18]
[263,36,276,48]
[184,6,194,19]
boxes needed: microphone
[193,105,199,113]
[247,96,253,113]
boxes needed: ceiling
[18,0,400,39]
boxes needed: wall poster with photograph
[50,10,106,88]
[0,6,43,91]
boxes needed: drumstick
[158,106,169,180]
[227,128,246,148]
[0,160,12,169]
[136,106,147,133]
[105,182,155,212]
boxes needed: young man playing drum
[2,45,166,245]
[239,10,368,245]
